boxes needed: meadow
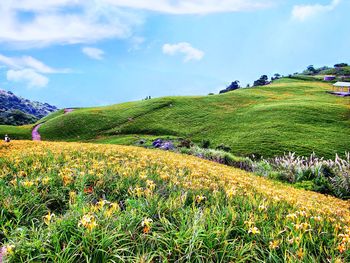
[13,79,350,158]
[1,141,350,262]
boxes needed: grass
[1,78,349,158]
[1,141,350,262]
[0,125,32,140]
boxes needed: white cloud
[0,53,70,88]
[103,0,272,14]
[292,0,340,21]
[162,42,204,62]
[7,69,49,88]
[0,54,69,73]
[0,0,143,48]
[0,0,273,48]
[82,47,105,60]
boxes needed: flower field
[1,141,350,262]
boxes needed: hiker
[4,134,10,143]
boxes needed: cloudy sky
[0,0,348,107]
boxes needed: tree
[219,80,241,94]
[271,73,281,81]
[253,75,269,87]
[334,63,348,68]
[307,65,316,74]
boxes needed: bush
[177,139,193,149]
[201,139,210,149]
[216,144,231,152]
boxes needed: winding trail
[32,123,42,141]
[31,108,74,141]
[64,108,74,114]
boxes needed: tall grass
[1,141,350,262]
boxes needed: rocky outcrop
[0,89,58,125]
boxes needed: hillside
[1,141,349,261]
[1,78,349,158]
[0,89,58,125]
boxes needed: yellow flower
[269,240,280,250]
[104,202,120,218]
[69,191,77,205]
[42,176,50,185]
[4,244,15,255]
[248,226,260,235]
[296,248,304,259]
[141,218,153,234]
[146,180,156,191]
[286,213,297,220]
[310,216,322,222]
[130,187,144,197]
[79,214,98,231]
[96,200,107,210]
[258,204,267,212]
[195,195,206,204]
[244,219,254,227]
[43,211,55,225]
[21,180,34,188]
[226,187,237,198]
[288,236,300,245]
[338,243,346,253]
[139,171,147,179]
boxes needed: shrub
[216,143,231,152]
[177,139,193,149]
[201,139,210,149]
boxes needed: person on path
[4,134,10,142]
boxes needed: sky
[0,0,349,108]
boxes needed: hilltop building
[324,75,336,81]
[328,82,350,97]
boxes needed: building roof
[333,82,350,87]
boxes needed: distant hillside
[289,63,350,82]
[6,78,345,159]
[0,78,348,158]
[0,89,58,125]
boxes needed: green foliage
[215,143,232,152]
[0,110,38,126]
[0,78,349,159]
[1,142,349,262]
[0,125,32,140]
[201,139,211,149]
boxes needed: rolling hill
[0,89,58,125]
[1,78,349,158]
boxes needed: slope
[1,78,349,158]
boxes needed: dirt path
[31,109,74,141]
[32,123,42,141]
[64,108,74,114]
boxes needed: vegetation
[0,78,348,159]
[0,125,32,140]
[0,110,38,126]
[0,89,58,126]
[1,141,350,262]
[146,142,350,199]
[31,78,350,159]
[219,80,240,94]
[253,75,269,86]
[299,63,350,81]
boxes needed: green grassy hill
[1,78,349,158]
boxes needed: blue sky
[0,0,348,108]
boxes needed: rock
[152,139,163,148]
[160,141,175,150]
